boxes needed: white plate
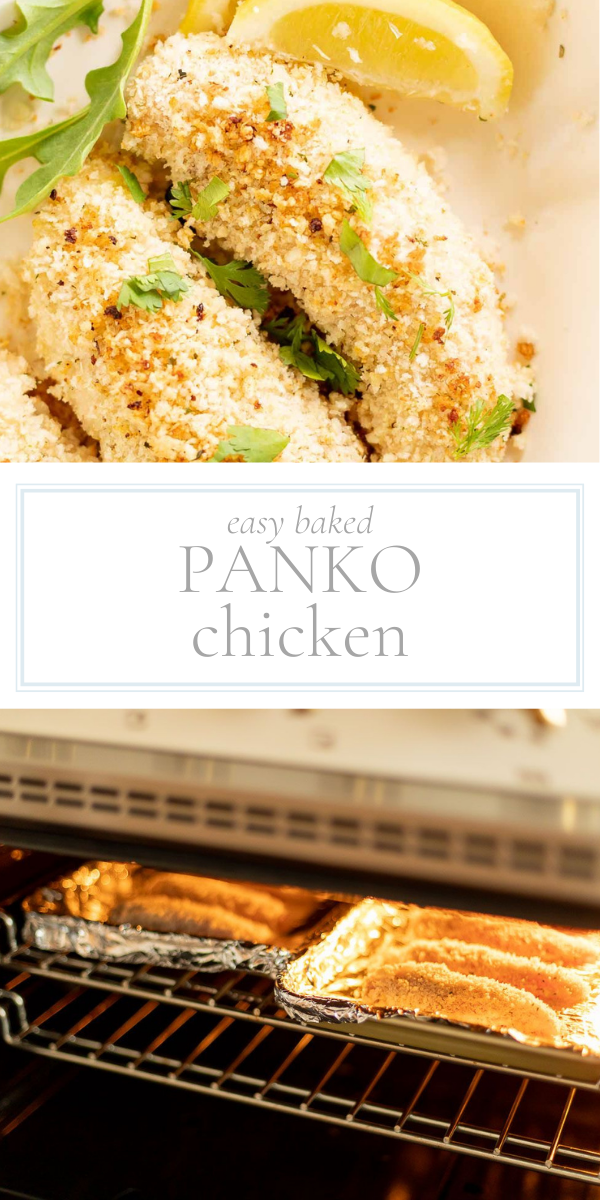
[0,0,597,460]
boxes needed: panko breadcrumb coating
[362,961,561,1040]
[111,893,276,944]
[405,908,599,969]
[391,938,590,1010]
[0,347,97,462]
[138,872,318,934]
[124,33,534,462]
[24,156,363,463]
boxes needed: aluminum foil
[21,861,343,978]
[275,898,600,1060]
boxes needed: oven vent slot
[559,845,598,880]
[510,840,546,874]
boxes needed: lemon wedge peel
[226,0,513,119]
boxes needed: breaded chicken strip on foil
[405,908,599,969]
[124,33,533,462]
[363,961,561,1041]
[24,156,363,463]
[390,938,590,1010]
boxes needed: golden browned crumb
[390,938,590,1010]
[111,894,276,943]
[24,155,364,463]
[124,32,534,462]
[362,961,561,1040]
[405,908,599,968]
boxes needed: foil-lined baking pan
[275,899,600,1085]
[21,862,346,978]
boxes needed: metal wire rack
[0,914,598,1184]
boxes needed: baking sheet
[22,861,345,977]
[0,0,596,460]
[275,898,600,1084]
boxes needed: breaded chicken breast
[125,33,533,462]
[391,938,590,1010]
[405,908,599,969]
[0,347,96,462]
[24,156,364,463]
[363,961,561,1040]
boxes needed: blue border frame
[16,484,583,692]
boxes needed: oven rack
[0,918,598,1184]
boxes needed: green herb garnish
[265,81,287,121]
[452,394,514,459]
[522,396,536,412]
[410,272,455,330]
[117,252,189,313]
[194,252,270,314]
[409,321,424,361]
[375,287,397,320]
[339,218,398,319]
[0,0,103,101]
[324,149,373,224]
[170,176,229,222]
[265,312,360,394]
[169,179,193,217]
[340,219,396,286]
[0,0,152,223]
[117,163,146,203]
[209,425,289,462]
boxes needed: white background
[0,462,593,706]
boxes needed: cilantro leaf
[191,175,229,222]
[452,394,514,459]
[194,252,270,314]
[340,219,396,286]
[264,311,360,394]
[117,252,190,313]
[117,163,146,203]
[209,425,289,462]
[409,321,424,361]
[324,149,373,224]
[410,272,455,330]
[265,81,286,121]
[169,177,229,222]
[0,0,152,223]
[0,0,103,102]
[169,179,193,217]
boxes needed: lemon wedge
[225,0,513,119]
[180,0,239,34]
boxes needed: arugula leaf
[265,81,286,121]
[522,396,536,412]
[264,311,360,394]
[169,179,193,217]
[117,163,146,203]
[194,252,270,314]
[409,321,424,361]
[410,272,455,330]
[117,252,190,313]
[209,425,289,462]
[340,219,396,286]
[0,0,103,101]
[0,0,152,223]
[452,394,514,459]
[190,175,229,222]
[324,149,373,224]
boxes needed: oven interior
[0,846,598,1200]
